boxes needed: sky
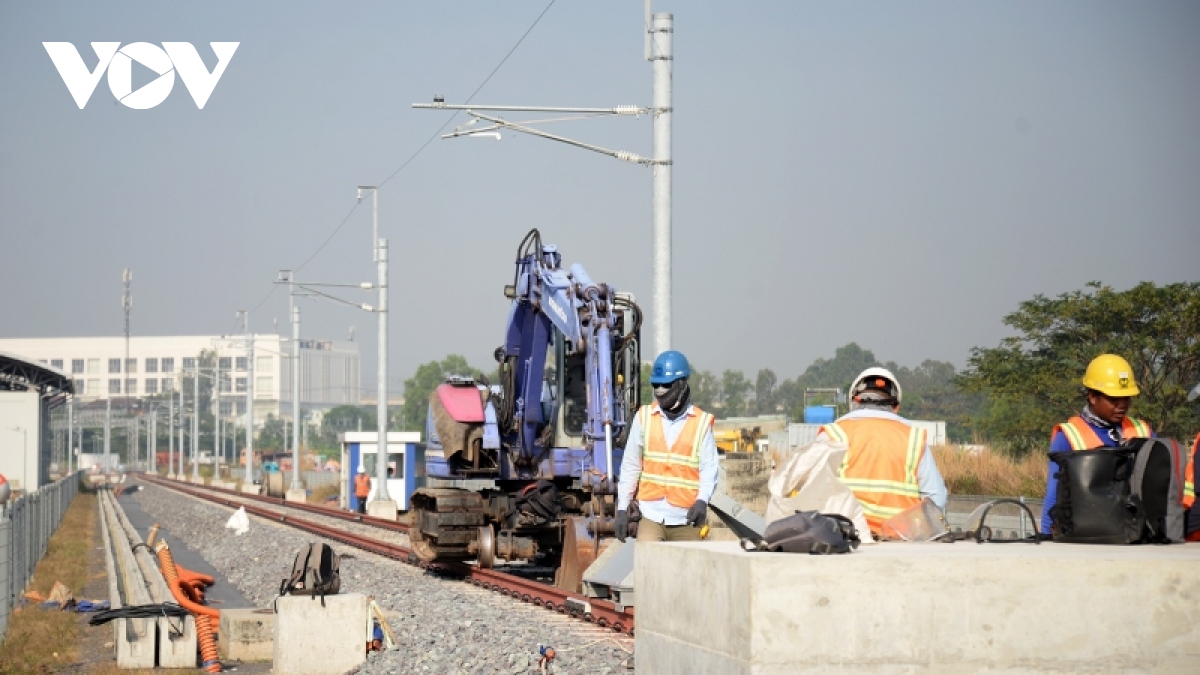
[1,1,1198,395]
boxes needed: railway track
[139,475,635,635]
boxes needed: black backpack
[1049,438,1186,545]
[280,543,342,606]
[741,511,861,555]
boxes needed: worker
[615,350,719,543]
[1185,382,1200,540]
[815,367,948,537]
[1039,354,1155,534]
[354,465,371,514]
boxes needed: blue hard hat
[650,350,691,384]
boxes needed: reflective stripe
[830,418,926,534]
[821,423,849,445]
[639,474,701,489]
[637,404,712,508]
[1056,419,1094,451]
[1056,416,1152,451]
[1127,417,1151,438]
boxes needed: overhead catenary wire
[237,0,557,322]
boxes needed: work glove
[686,500,708,527]
[614,510,629,542]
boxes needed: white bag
[766,438,874,543]
[225,506,250,536]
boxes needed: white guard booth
[338,431,423,511]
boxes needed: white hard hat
[849,367,902,405]
[357,464,367,473]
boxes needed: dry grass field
[933,445,1048,498]
[0,493,95,674]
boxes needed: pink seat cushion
[436,383,484,423]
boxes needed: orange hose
[196,615,221,673]
[156,543,222,671]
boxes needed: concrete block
[286,488,308,503]
[636,540,1200,674]
[367,499,397,520]
[242,484,261,495]
[219,608,274,662]
[273,593,367,675]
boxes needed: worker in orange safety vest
[816,367,948,537]
[1039,354,1159,533]
[615,350,719,543]
[354,465,371,514]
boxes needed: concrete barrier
[274,594,367,674]
[219,608,274,662]
[636,540,1200,674]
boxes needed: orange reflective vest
[820,418,927,534]
[1186,433,1198,512]
[636,404,714,509]
[1051,416,1152,451]
[354,473,371,498]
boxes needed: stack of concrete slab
[636,540,1200,673]
[98,489,197,668]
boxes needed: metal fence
[303,470,340,490]
[0,472,81,641]
[945,495,1043,540]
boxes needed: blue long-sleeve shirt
[1040,418,1155,532]
[617,404,719,526]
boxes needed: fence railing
[0,472,81,641]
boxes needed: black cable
[378,0,558,190]
[88,602,192,626]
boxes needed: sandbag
[766,438,874,543]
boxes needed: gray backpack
[280,543,342,605]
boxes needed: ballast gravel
[132,483,633,674]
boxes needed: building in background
[0,335,360,425]
[0,351,73,492]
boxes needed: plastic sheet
[224,506,249,535]
[765,439,874,543]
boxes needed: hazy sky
[2,1,1198,395]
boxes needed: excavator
[409,229,642,591]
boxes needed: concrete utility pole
[104,396,111,473]
[168,388,175,476]
[123,268,132,412]
[243,311,255,486]
[650,12,673,354]
[412,3,676,354]
[67,399,73,474]
[178,381,185,477]
[150,409,157,474]
[374,238,392,508]
[291,302,302,491]
[192,360,200,479]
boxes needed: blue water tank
[803,406,836,424]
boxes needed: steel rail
[141,475,410,534]
[139,476,634,635]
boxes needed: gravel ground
[132,482,634,674]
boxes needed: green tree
[959,281,1200,454]
[754,369,777,415]
[640,362,653,409]
[401,355,484,431]
[719,369,753,417]
[689,369,721,411]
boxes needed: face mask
[654,378,690,417]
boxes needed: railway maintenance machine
[410,229,641,592]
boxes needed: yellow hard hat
[1082,354,1139,397]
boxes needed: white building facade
[0,335,360,423]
